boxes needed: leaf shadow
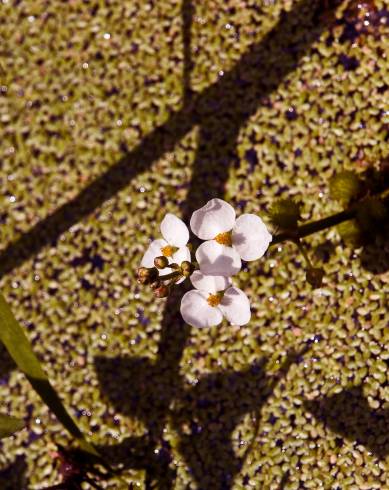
[95,346,310,489]
[304,385,389,460]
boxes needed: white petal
[180,290,223,328]
[190,271,231,294]
[219,287,251,326]
[232,214,272,261]
[190,198,236,240]
[158,265,173,277]
[172,246,191,266]
[196,241,241,277]
[141,239,168,268]
[160,213,189,247]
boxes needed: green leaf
[0,414,24,439]
[329,171,362,206]
[0,293,99,457]
[269,198,301,230]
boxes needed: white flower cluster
[140,199,272,328]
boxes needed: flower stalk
[271,183,389,245]
[271,208,355,246]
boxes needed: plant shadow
[304,385,389,460]
[96,347,309,489]
[0,0,343,278]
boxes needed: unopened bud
[137,267,150,278]
[136,266,158,284]
[154,256,169,269]
[154,285,170,298]
[181,261,194,277]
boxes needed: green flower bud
[154,256,169,269]
[137,267,150,278]
[136,267,158,284]
[181,261,194,277]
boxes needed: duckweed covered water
[0,0,388,488]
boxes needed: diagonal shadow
[304,385,389,459]
[0,0,342,278]
[182,0,194,104]
[96,347,308,489]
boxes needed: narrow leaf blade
[0,293,99,457]
[0,413,24,439]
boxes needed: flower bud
[154,285,170,298]
[136,266,158,285]
[154,256,170,269]
[137,267,150,278]
[181,261,194,277]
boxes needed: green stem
[271,185,389,246]
[271,208,355,246]
[160,271,182,281]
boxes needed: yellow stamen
[207,293,222,307]
[161,245,174,257]
[215,231,232,246]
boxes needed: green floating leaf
[269,198,301,230]
[306,267,324,288]
[329,171,362,206]
[0,293,99,457]
[0,413,24,439]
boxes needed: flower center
[161,245,175,257]
[214,231,232,246]
[207,293,222,307]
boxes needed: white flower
[180,271,251,328]
[141,213,191,282]
[190,198,272,276]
